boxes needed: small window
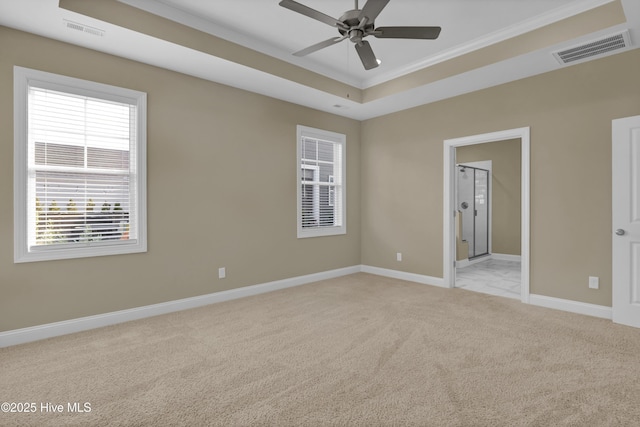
[296,125,346,238]
[13,67,147,262]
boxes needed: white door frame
[443,127,531,303]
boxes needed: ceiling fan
[279,0,442,70]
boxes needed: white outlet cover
[588,276,599,289]
[218,267,226,279]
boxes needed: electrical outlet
[397,252,402,262]
[588,276,599,289]
[218,267,226,279]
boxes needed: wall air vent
[63,20,105,37]
[553,30,632,65]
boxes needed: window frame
[296,125,346,238]
[13,66,147,263]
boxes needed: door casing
[443,127,530,303]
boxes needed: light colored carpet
[1,273,639,426]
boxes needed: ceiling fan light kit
[279,0,441,70]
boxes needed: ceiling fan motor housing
[338,10,375,39]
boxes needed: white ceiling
[131,0,579,87]
[0,0,638,119]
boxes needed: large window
[13,67,147,262]
[297,125,345,238]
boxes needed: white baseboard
[0,265,360,348]
[361,265,446,288]
[456,258,470,268]
[458,254,521,268]
[456,255,489,268]
[492,253,522,262]
[529,294,612,320]
[1,265,614,348]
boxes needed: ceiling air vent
[63,19,105,37]
[553,30,632,65]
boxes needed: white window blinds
[28,87,136,248]
[297,126,346,238]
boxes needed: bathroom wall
[457,139,521,256]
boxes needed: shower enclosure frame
[456,162,491,260]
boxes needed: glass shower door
[457,165,490,259]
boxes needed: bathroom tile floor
[456,258,521,300]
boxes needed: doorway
[443,127,530,303]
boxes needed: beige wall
[2,26,639,333]
[457,139,522,256]
[0,27,361,332]
[361,48,640,307]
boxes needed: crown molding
[361,0,616,88]
[118,0,364,88]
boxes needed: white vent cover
[553,30,632,65]
[63,20,105,37]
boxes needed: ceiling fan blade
[354,40,379,70]
[358,0,390,22]
[279,0,347,30]
[293,36,346,56]
[373,26,442,39]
